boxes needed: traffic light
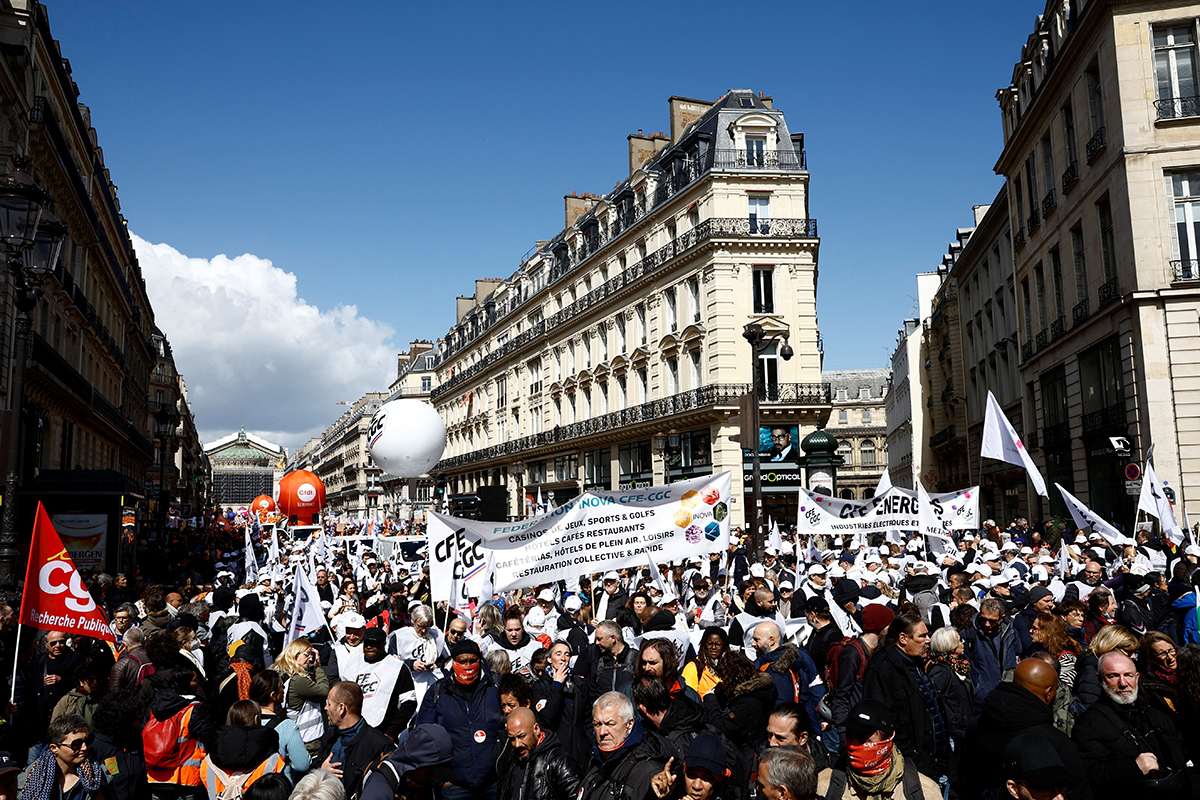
[727,392,758,448]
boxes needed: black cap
[398,724,457,784]
[684,733,726,779]
[1002,734,1078,788]
[450,639,481,659]
[844,698,896,740]
[363,627,386,645]
[832,581,860,607]
[0,751,19,776]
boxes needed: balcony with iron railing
[1098,277,1119,307]
[432,217,818,402]
[1035,329,1050,351]
[1014,227,1026,250]
[434,381,830,471]
[1154,95,1200,121]
[440,146,807,361]
[1050,315,1066,341]
[1086,127,1106,164]
[1061,161,1079,194]
[1171,260,1200,282]
[1027,209,1041,233]
[1041,189,1056,217]
[1082,401,1126,434]
[1021,340,1034,361]
[1072,298,1090,325]
[1043,420,1071,448]
[929,424,963,450]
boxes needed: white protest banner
[1056,482,1123,546]
[427,523,490,615]
[796,485,978,535]
[428,472,732,594]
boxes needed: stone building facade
[429,91,831,529]
[206,428,285,509]
[288,392,387,519]
[825,369,889,499]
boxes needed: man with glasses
[36,632,83,724]
[440,617,468,667]
[964,598,1019,706]
[759,427,799,463]
[1064,560,1107,604]
[110,603,138,649]
[314,569,335,605]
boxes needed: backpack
[825,762,925,800]
[122,651,155,686]
[911,587,939,626]
[143,703,196,769]
[824,637,868,689]
[204,761,254,800]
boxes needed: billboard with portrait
[743,424,801,465]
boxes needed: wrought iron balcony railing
[1035,329,1050,350]
[1098,277,1119,307]
[1051,315,1066,341]
[1082,401,1126,435]
[929,424,961,449]
[1021,340,1034,361]
[1154,95,1200,121]
[1086,127,1106,164]
[1042,189,1057,217]
[1028,209,1041,233]
[432,218,817,402]
[1171,259,1200,281]
[433,382,831,471]
[1073,298,1090,325]
[1061,161,1079,194]
[712,149,807,171]
[1043,420,1071,448]
[1014,227,1026,250]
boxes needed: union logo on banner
[19,502,115,641]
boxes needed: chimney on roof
[564,193,593,229]
[668,96,713,144]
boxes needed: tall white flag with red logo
[19,503,114,642]
[981,391,1048,497]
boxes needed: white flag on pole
[917,482,954,556]
[982,391,1047,497]
[824,587,861,636]
[269,528,280,568]
[1139,460,1185,546]
[1056,483,1122,546]
[1058,539,1073,578]
[768,519,784,554]
[244,526,259,582]
[647,556,668,595]
[287,565,328,640]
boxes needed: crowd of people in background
[0,513,1198,800]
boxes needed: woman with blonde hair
[1074,623,1139,712]
[272,638,329,755]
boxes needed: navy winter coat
[413,669,505,788]
[962,614,1018,708]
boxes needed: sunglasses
[55,734,92,752]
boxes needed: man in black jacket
[860,614,947,779]
[578,691,680,800]
[958,658,1091,800]
[1072,651,1192,800]
[320,680,395,798]
[497,707,581,800]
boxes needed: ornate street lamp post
[0,156,64,600]
[154,405,178,539]
[742,323,793,561]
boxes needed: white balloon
[367,399,447,477]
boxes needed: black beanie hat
[450,639,481,659]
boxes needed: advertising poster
[745,425,801,465]
[50,513,108,573]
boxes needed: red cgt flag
[19,502,114,642]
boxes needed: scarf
[23,745,106,800]
[230,661,253,700]
[928,651,970,678]
[1151,662,1178,686]
[331,718,365,768]
[847,746,906,800]
[904,652,948,761]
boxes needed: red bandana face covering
[452,661,480,684]
[847,734,894,776]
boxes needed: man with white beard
[1071,651,1192,800]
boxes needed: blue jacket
[962,614,1018,708]
[755,644,824,734]
[1173,592,1199,644]
[413,670,505,788]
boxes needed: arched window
[837,440,853,464]
[839,488,854,500]
[864,488,876,499]
[860,440,877,466]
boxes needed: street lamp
[742,322,793,561]
[155,405,178,539]
[0,156,63,600]
[511,460,525,519]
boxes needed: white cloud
[132,234,396,453]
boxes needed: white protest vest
[340,652,406,728]
[283,676,324,742]
[1069,580,1097,602]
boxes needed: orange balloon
[277,470,327,524]
[251,495,276,513]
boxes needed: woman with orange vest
[144,667,219,800]
[199,700,287,800]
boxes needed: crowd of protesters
[1,514,1199,800]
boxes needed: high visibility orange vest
[200,753,286,799]
[146,704,206,786]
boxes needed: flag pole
[8,623,20,706]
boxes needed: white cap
[1075,534,1088,544]
[828,565,847,579]
[1001,542,1018,552]
[563,595,583,612]
[808,564,827,576]
[963,533,976,541]
[991,574,1011,588]
[1037,555,1055,565]
[661,592,679,606]
[1089,533,1102,542]
[339,612,367,631]
[765,546,778,555]
[1032,565,1050,581]
[603,571,620,582]
[1186,544,1200,557]
[525,606,547,630]
[537,589,556,602]
[905,540,921,552]
[779,580,794,590]
[750,564,766,578]
[865,553,883,564]
[1019,546,1034,555]
[974,564,994,579]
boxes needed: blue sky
[44,1,1036,446]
